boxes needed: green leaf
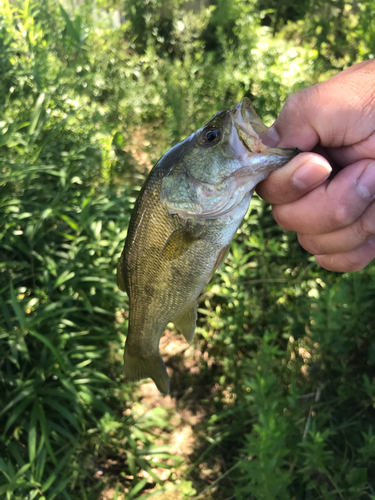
[41,448,73,492]
[0,484,10,495]
[54,270,75,288]
[28,401,39,463]
[127,478,149,499]
[0,385,35,418]
[28,330,67,373]
[3,397,32,434]
[27,93,46,137]
[43,398,81,433]
[60,4,81,45]
[60,214,79,231]
[0,458,11,481]
[37,402,56,465]
[34,448,47,483]
[14,462,32,479]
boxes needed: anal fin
[173,302,197,344]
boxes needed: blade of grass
[28,401,39,463]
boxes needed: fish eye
[201,127,221,145]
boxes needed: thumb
[261,60,375,151]
[261,87,320,151]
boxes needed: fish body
[117,98,298,395]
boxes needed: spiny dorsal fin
[161,224,200,261]
[173,302,197,344]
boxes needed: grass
[1,1,375,498]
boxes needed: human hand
[257,59,375,272]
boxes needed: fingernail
[261,125,280,147]
[357,163,375,199]
[293,160,332,190]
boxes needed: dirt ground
[99,328,229,500]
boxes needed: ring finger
[315,240,375,273]
[298,199,375,255]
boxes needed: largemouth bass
[117,98,298,395]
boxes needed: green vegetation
[1,0,374,498]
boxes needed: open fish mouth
[161,99,299,220]
[229,99,298,181]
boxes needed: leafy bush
[1,0,375,499]
[0,2,175,498]
[195,202,375,499]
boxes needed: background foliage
[1,0,375,498]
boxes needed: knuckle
[314,254,336,271]
[257,178,279,204]
[283,88,309,115]
[327,202,355,230]
[316,252,366,273]
[281,94,299,117]
[272,205,291,230]
[356,211,375,242]
[341,252,367,272]
[280,87,318,125]
[298,233,319,254]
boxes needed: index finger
[256,152,332,205]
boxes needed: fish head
[161,97,299,219]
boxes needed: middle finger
[272,159,375,235]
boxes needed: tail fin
[124,345,170,395]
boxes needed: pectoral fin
[161,224,200,261]
[173,301,197,344]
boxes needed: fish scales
[117,98,299,394]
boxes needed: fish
[117,98,298,395]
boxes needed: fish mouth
[161,99,299,220]
[187,102,297,219]
[231,99,298,177]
